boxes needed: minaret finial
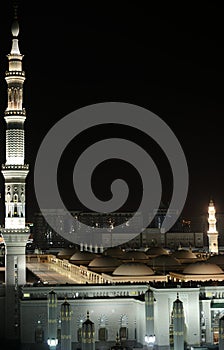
[11,1,20,38]
[13,0,19,20]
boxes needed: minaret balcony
[5,109,26,116]
[2,164,29,171]
[5,70,25,77]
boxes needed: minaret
[207,199,219,254]
[1,5,30,340]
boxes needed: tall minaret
[207,199,219,254]
[1,4,30,340]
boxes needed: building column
[61,299,72,350]
[47,290,58,349]
[173,293,184,350]
[145,288,154,337]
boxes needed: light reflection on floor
[26,262,88,284]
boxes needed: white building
[0,5,223,350]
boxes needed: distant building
[32,210,80,249]
[32,210,143,249]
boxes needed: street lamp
[145,334,156,348]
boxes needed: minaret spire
[13,0,19,19]
[1,3,30,341]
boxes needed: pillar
[173,293,184,350]
[61,299,72,350]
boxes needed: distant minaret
[1,4,30,340]
[207,199,219,254]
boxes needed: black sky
[0,1,224,223]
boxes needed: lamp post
[145,334,156,349]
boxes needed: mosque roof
[103,246,126,257]
[112,262,154,276]
[69,251,95,261]
[145,246,169,256]
[88,255,121,268]
[172,249,197,259]
[122,250,149,260]
[148,254,181,267]
[57,247,77,258]
[183,262,224,275]
[207,254,224,265]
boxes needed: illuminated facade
[1,10,30,341]
[207,200,219,254]
[1,6,224,350]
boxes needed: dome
[122,250,149,262]
[69,251,95,265]
[146,247,169,257]
[172,249,197,260]
[103,246,126,258]
[88,256,121,268]
[148,254,181,267]
[88,255,122,273]
[113,262,154,276]
[207,255,224,265]
[183,262,223,275]
[57,247,77,259]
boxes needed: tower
[1,5,30,340]
[207,199,219,254]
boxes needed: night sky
[0,1,224,224]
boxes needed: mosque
[1,5,224,350]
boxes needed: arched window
[98,314,108,341]
[119,314,128,341]
[98,327,108,341]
